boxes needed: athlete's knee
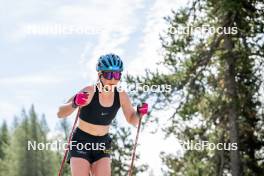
[70,157,91,176]
[92,158,111,176]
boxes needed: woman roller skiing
[57,53,148,176]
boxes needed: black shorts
[67,127,112,164]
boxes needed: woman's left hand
[137,103,148,116]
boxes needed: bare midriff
[78,118,110,136]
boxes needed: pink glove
[137,103,148,116]
[72,92,89,107]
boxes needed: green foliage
[0,121,9,159]
[0,105,57,176]
[110,120,148,175]
[126,0,264,175]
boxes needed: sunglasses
[101,71,122,80]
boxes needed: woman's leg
[70,157,91,176]
[91,157,111,176]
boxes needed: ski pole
[128,103,148,176]
[58,107,80,176]
[128,114,143,176]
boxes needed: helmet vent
[113,57,116,65]
[107,57,113,66]
[102,60,109,67]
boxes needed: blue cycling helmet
[96,53,123,72]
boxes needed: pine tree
[2,106,57,176]
[0,121,9,159]
[126,0,264,175]
[0,121,10,176]
[110,120,148,175]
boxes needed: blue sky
[0,0,187,174]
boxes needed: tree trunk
[223,35,242,176]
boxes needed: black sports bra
[79,85,120,125]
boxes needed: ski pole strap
[58,107,81,176]
[128,114,143,176]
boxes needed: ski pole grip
[137,103,148,116]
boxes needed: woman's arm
[119,91,140,127]
[57,95,77,118]
[57,86,91,118]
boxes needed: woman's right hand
[72,92,89,108]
